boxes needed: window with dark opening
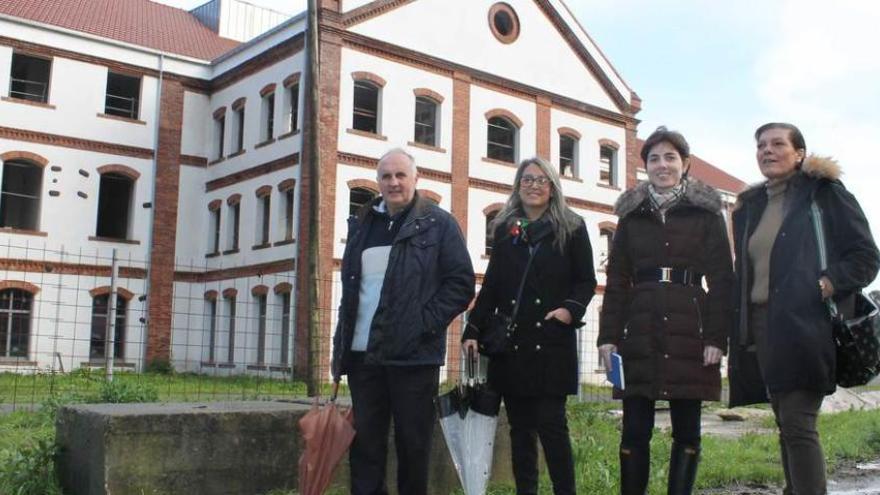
[279,292,291,365]
[256,294,267,364]
[485,210,499,256]
[105,72,141,119]
[560,134,577,178]
[207,299,217,362]
[287,83,299,133]
[96,173,133,239]
[413,96,438,146]
[259,194,271,245]
[349,187,377,217]
[235,108,245,152]
[226,296,236,363]
[215,115,225,159]
[90,294,126,360]
[262,93,275,141]
[487,117,517,163]
[0,289,32,358]
[210,208,221,254]
[230,203,240,250]
[9,53,50,103]
[489,3,520,43]
[284,189,294,240]
[353,81,379,133]
[599,227,615,268]
[600,146,616,186]
[0,160,42,230]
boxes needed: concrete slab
[55,400,515,495]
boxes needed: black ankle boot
[667,442,700,495]
[620,446,649,495]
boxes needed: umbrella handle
[466,347,477,385]
[330,380,340,403]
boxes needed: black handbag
[811,201,880,388]
[477,241,540,357]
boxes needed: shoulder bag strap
[508,241,542,325]
[810,200,840,319]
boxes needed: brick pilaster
[536,95,552,161]
[625,92,642,189]
[146,79,184,364]
[446,71,472,377]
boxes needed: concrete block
[55,401,515,495]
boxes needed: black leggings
[621,397,702,450]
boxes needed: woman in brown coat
[597,127,733,495]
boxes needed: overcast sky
[156,0,880,289]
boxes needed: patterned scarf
[648,180,687,222]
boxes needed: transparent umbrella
[435,350,501,495]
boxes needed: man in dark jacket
[332,148,475,495]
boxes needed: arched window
[559,134,578,178]
[599,227,615,268]
[0,289,32,358]
[96,172,135,239]
[600,145,618,187]
[353,81,380,133]
[90,294,127,360]
[487,117,517,163]
[349,187,378,217]
[485,210,500,256]
[413,96,439,146]
[0,160,43,230]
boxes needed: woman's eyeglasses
[520,175,550,188]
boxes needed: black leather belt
[634,267,703,286]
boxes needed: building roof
[636,139,747,194]
[0,0,241,60]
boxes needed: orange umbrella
[298,381,356,495]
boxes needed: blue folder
[606,352,625,390]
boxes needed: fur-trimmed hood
[614,178,723,218]
[734,154,842,209]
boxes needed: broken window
[262,93,275,141]
[349,187,377,217]
[600,146,617,186]
[560,134,578,178]
[279,292,291,365]
[9,53,50,103]
[0,289,32,358]
[256,294,267,364]
[485,210,499,256]
[413,96,438,146]
[206,298,217,363]
[353,81,379,133]
[215,114,225,159]
[234,107,245,152]
[287,83,299,133]
[105,72,141,119]
[283,188,294,240]
[487,117,517,163]
[95,173,133,239]
[90,294,126,360]
[0,160,42,230]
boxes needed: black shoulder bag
[811,201,880,388]
[477,242,541,357]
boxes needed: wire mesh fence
[0,238,615,410]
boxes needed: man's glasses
[520,175,550,188]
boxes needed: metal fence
[0,239,614,410]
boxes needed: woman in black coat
[728,122,879,494]
[463,157,596,495]
[597,127,734,495]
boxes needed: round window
[489,3,520,44]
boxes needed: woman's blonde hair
[493,157,581,251]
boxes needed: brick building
[0,0,744,384]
